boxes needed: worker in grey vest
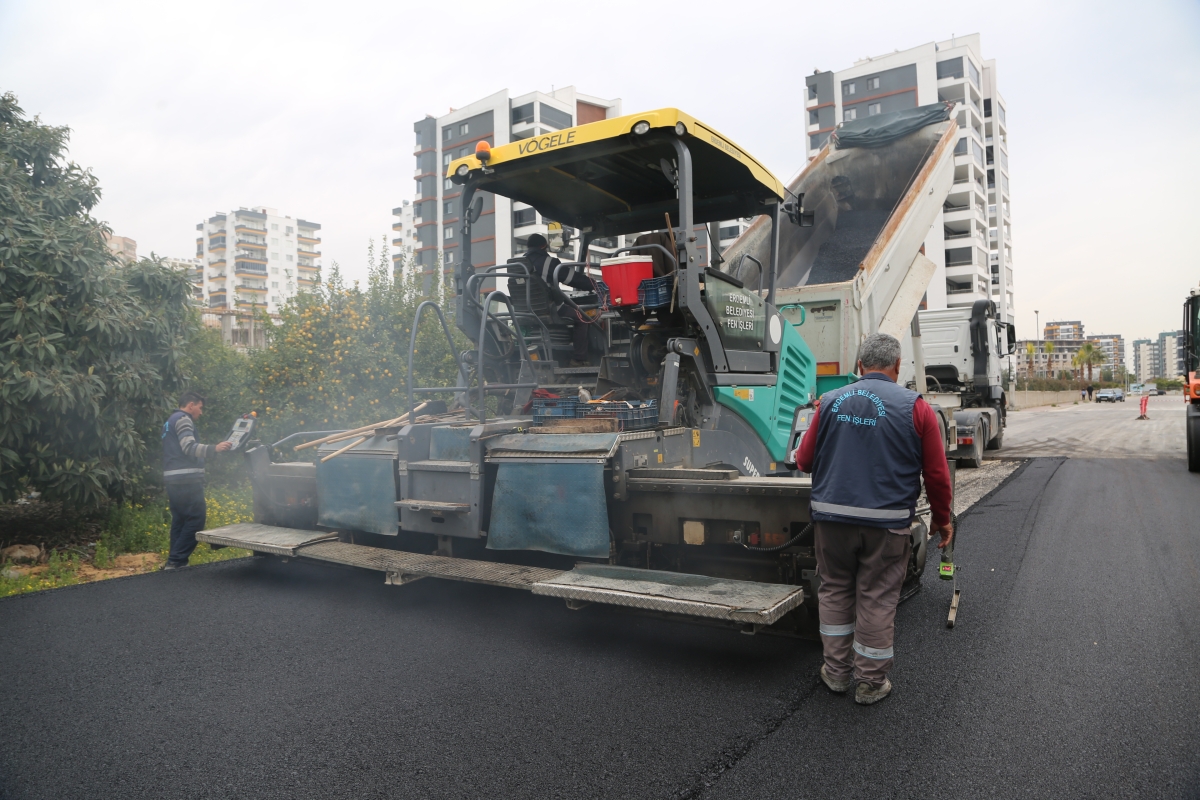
[792,333,954,705]
[161,391,232,570]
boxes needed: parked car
[1156,388,1167,396]
[1096,388,1125,402]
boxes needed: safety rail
[406,300,470,421]
[474,290,537,422]
[465,263,553,362]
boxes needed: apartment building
[1157,331,1185,378]
[194,207,321,348]
[410,87,622,294]
[1087,333,1126,374]
[1133,339,1158,383]
[104,233,137,264]
[1045,320,1083,340]
[805,34,1013,322]
[391,200,418,275]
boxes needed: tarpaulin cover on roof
[832,102,953,150]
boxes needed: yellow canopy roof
[447,108,784,236]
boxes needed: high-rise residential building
[805,34,1012,322]
[1086,333,1125,375]
[391,201,418,274]
[1133,339,1158,383]
[104,233,137,264]
[1045,320,1084,340]
[1157,331,1184,378]
[195,207,321,314]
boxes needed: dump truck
[915,300,1015,467]
[199,104,961,635]
[1184,287,1200,472]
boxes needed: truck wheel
[1188,405,1200,473]
[985,413,1004,451]
[960,429,984,468]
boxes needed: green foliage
[179,325,253,483]
[99,483,252,561]
[0,92,194,506]
[249,240,467,444]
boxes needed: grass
[0,484,254,598]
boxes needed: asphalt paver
[2,457,1197,799]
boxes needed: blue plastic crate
[531,397,579,425]
[637,276,674,309]
[580,399,659,431]
[594,280,612,308]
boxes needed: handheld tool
[941,512,961,627]
[224,412,258,452]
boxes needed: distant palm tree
[1043,341,1055,379]
[1072,342,1106,383]
[1025,341,1036,381]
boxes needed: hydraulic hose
[740,522,813,553]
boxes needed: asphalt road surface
[3,460,1198,798]
[1003,393,1184,459]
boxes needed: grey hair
[858,333,902,371]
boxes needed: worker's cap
[527,233,548,248]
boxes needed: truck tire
[960,426,985,468]
[1188,405,1200,473]
[985,406,1004,451]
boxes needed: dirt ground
[7,552,164,583]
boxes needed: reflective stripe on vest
[820,622,855,637]
[810,501,911,521]
[853,640,894,660]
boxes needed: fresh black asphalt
[2,457,1198,799]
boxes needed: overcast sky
[2,0,1198,348]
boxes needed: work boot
[820,666,852,694]
[159,562,182,572]
[855,678,893,705]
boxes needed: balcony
[236,284,267,293]
[208,299,227,309]
[297,262,319,272]
[208,238,227,251]
[235,299,266,309]
[392,222,405,232]
[234,262,268,276]
[209,272,227,281]
[298,276,317,285]
[297,249,320,259]
[237,238,267,249]
[235,253,268,265]
[234,224,267,235]
[298,235,320,245]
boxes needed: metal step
[554,366,601,375]
[395,499,469,514]
[196,523,804,626]
[626,475,813,496]
[404,460,473,473]
[531,564,804,626]
[198,524,337,556]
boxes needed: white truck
[914,299,1015,466]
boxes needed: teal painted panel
[487,462,609,557]
[713,322,816,463]
[317,456,398,535]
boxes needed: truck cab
[917,299,1015,466]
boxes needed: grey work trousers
[815,521,912,687]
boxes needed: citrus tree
[250,240,467,446]
[0,92,194,505]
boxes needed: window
[998,104,1006,125]
[809,110,819,125]
[443,127,452,141]
[271,267,279,274]
[444,178,453,190]
[271,223,279,230]
[271,296,279,305]
[719,225,740,239]
[271,237,279,245]
[866,76,880,90]
[286,254,293,262]
[272,281,279,289]
[808,83,818,100]
[444,201,454,215]
[512,102,534,125]
[271,252,279,260]
[445,252,454,264]
[285,226,293,235]
[459,147,469,158]
[444,226,453,240]
[967,60,980,87]
[539,103,573,130]
[868,103,881,116]
[843,82,856,96]
[844,107,857,121]
[513,207,536,227]
[459,123,469,135]
[936,58,964,80]
[809,131,830,150]
[443,153,451,165]
[983,98,992,118]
